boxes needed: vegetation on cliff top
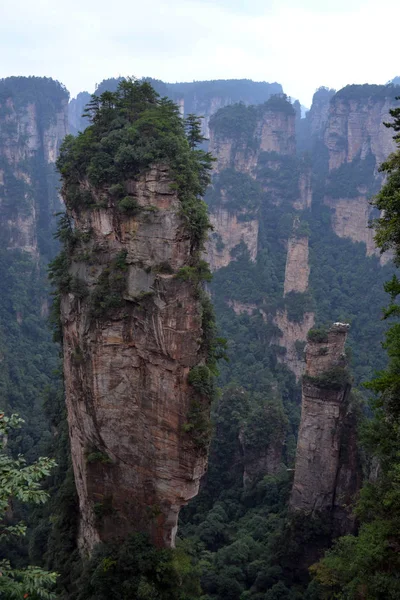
[0,413,57,599]
[57,78,213,251]
[0,76,68,128]
[335,83,400,102]
[209,94,294,139]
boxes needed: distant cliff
[56,81,216,554]
[320,84,400,259]
[206,96,314,380]
[0,76,68,257]
[0,77,68,474]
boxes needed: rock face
[257,109,296,155]
[321,86,399,257]
[307,87,336,140]
[0,77,68,256]
[273,311,315,382]
[290,323,361,531]
[209,102,296,177]
[61,165,210,554]
[207,208,258,271]
[206,99,297,269]
[283,236,310,295]
[324,93,397,171]
[68,91,91,135]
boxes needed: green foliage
[152,261,174,274]
[89,251,128,318]
[205,168,262,217]
[326,151,377,199]
[188,365,213,397]
[264,94,296,115]
[86,449,112,465]
[295,340,306,359]
[209,102,259,139]
[0,413,57,599]
[0,76,68,129]
[176,261,212,284]
[335,83,400,101]
[57,78,213,252]
[209,95,294,141]
[185,113,207,148]
[117,196,140,214]
[303,367,351,391]
[284,292,315,323]
[307,327,329,343]
[74,533,201,600]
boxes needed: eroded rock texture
[0,78,68,256]
[283,236,310,295]
[290,323,361,532]
[273,311,315,382]
[61,165,210,554]
[207,208,258,271]
[322,88,399,258]
[324,95,397,171]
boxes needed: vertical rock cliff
[0,77,68,437]
[290,323,361,531]
[307,87,336,141]
[0,76,68,257]
[56,81,215,555]
[283,234,310,296]
[320,85,400,259]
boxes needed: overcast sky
[0,0,399,107]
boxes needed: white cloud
[0,0,399,105]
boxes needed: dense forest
[1,74,400,599]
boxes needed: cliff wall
[61,165,210,554]
[207,208,258,271]
[0,77,68,256]
[307,87,336,140]
[324,92,398,171]
[321,85,400,258]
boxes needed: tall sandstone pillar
[290,323,361,532]
[60,166,210,555]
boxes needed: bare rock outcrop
[290,323,361,531]
[307,87,336,140]
[283,236,310,296]
[273,311,315,381]
[320,86,399,260]
[209,102,296,176]
[324,93,397,172]
[0,78,68,255]
[61,165,211,554]
[206,208,258,271]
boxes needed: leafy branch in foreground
[0,413,57,599]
